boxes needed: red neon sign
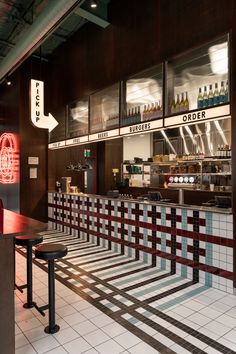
[0,133,19,184]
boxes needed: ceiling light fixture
[90,0,97,8]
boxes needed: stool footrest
[15,283,27,293]
[34,303,49,316]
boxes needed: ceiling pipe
[0,0,86,83]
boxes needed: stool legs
[44,259,59,334]
[23,245,35,309]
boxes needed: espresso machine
[61,177,71,193]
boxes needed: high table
[0,209,47,354]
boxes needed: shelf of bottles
[122,64,163,127]
[66,99,89,138]
[167,34,229,115]
[90,83,120,134]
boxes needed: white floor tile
[170,343,192,354]
[24,325,49,343]
[56,304,78,317]
[84,328,110,346]
[218,337,236,351]
[80,306,103,319]
[15,343,37,354]
[15,333,30,349]
[83,349,99,354]
[203,320,231,336]
[102,322,127,337]
[44,347,68,354]
[209,301,231,313]
[63,311,87,326]
[114,331,141,349]
[17,317,43,332]
[187,312,211,326]
[31,335,60,354]
[216,313,236,327]
[222,329,236,344]
[73,319,98,336]
[129,341,159,354]
[153,332,175,347]
[52,327,80,345]
[204,346,223,354]
[90,313,114,327]
[72,299,92,311]
[96,339,124,354]
[63,337,92,354]
[198,306,221,319]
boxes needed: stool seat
[15,234,43,247]
[15,233,43,309]
[35,243,67,261]
[35,243,68,334]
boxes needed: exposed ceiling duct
[0,0,86,83]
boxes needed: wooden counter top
[1,209,47,238]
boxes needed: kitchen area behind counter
[48,192,233,294]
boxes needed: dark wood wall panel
[19,59,48,221]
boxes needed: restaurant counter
[48,192,233,294]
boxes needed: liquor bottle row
[143,101,162,121]
[215,144,231,158]
[122,106,142,126]
[197,81,228,109]
[170,92,189,114]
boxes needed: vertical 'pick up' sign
[30,79,58,132]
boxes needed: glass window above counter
[66,99,88,138]
[166,34,229,116]
[122,64,163,127]
[90,83,120,134]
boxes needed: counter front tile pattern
[48,193,233,294]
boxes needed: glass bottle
[175,94,180,113]
[134,106,138,124]
[197,88,203,109]
[208,84,214,106]
[150,103,155,119]
[213,83,219,105]
[202,86,208,108]
[137,106,141,122]
[159,100,162,115]
[156,101,161,118]
[184,91,189,111]
[143,105,147,121]
[180,92,185,112]
[171,97,176,114]
[225,80,229,102]
[147,104,151,120]
[219,81,225,104]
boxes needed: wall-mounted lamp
[90,0,97,8]
[5,77,12,86]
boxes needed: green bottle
[213,83,219,105]
[197,88,203,108]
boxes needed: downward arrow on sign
[30,79,58,132]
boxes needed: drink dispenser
[61,177,72,193]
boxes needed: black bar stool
[35,243,68,334]
[15,234,43,308]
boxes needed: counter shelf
[49,191,232,214]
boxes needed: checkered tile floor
[15,230,236,353]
